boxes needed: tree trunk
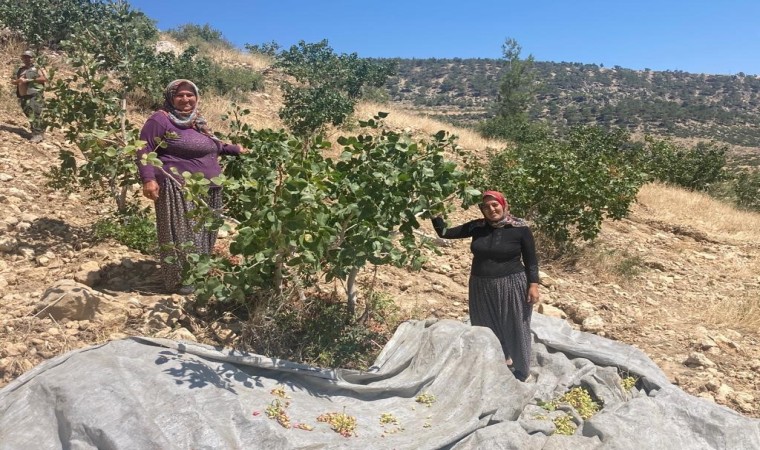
[358,266,378,324]
[116,97,128,213]
[273,254,284,294]
[346,268,359,317]
[116,185,129,213]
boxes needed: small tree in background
[484,126,647,247]
[479,38,547,144]
[274,40,396,137]
[642,137,727,191]
[45,1,161,212]
[733,170,760,212]
[494,38,535,122]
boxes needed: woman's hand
[527,283,540,304]
[239,147,249,154]
[142,180,159,201]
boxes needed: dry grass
[636,182,760,244]
[636,182,760,330]
[156,33,273,72]
[354,101,509,156]
[0,35,26,64]
[201,93,284,132]
[573,245,647,285]
[205,46,272,71]
[707,296,760,332]
[561,182,760,331]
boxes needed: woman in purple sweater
[432,190,540,381]
[136,79,245,294]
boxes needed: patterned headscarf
[162,79,215,138]
[481,190,528,228]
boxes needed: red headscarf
[482,190,507,209]
[481,190,528,228]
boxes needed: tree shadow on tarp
[154,349,259,394]
[150,343,339,401]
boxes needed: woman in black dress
[433,190,540,381]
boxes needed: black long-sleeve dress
[432,217,539,381]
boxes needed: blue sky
[128,1,760,75]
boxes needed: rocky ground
[1,106,759,420]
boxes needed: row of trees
[478,38,758,221]
[382,52,760,147]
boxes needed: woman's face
[172,84,197,114]
[480,196,506,221]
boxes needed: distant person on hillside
[136,79,247,295]
[11,50,47,143]
[432,190,540,381]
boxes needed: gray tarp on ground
[1,315,759,449]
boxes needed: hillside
[383,58,760,165]
[1,42,760,425]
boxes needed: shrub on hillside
[642,137,727,191]
[477,115,549,145]
[166,23,233,49]
[0,0,155,48]
[153,47,263,103]
[484,126,647,246]
[733,170,760,211]
[245,40,280,57]
[92,206,157,254]
[275,40,396,137]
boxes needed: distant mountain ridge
[381,58,760,156]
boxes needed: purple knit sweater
[136,111,241,184]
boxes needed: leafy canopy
[181,109,479,309]
[642,137,727,191]
[274,40,396,137]
[479,38,546,144]
[0,0,155,48]
[484,126,647,245]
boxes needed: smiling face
[171,83,197,115]
[480,195,507,222]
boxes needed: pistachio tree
[183,111,479,314]
[44,1,160,212]
[275,40,396,137]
